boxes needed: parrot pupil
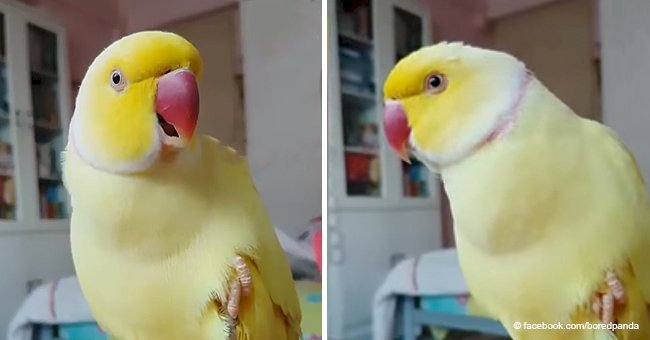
[429,76,441,88]
[112,72,121,85]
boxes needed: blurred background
[327,0,648,339]
[0,0,322,339]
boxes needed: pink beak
[155,68,199,143]
[383,100,411,162]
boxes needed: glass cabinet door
[27,23,66,219]
[336,0,381,197]
[392,5,430,198]
[0,13,17,220]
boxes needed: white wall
[239,0,322,235]
[598,0,650,192]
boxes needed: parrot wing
[206,137,302,339]
[239,240,303,339]
[231,203,302,339]
[246,192,302,337]
[594,122,650,303]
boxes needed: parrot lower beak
[383,100,411,162]
[155,68,199,146]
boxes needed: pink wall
[119,0,236,33]
[485,0,563,19]
[429,0,489,47]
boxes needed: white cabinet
[0,0,71,233]
[327,0,442,338]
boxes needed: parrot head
[69,31,203,173]
[382,42,531,170]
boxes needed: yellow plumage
[63,31,301,339]
[383,42,650,339]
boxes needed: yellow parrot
[63,31,301,340]
[382,42,650,339]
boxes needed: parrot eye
[110,69,126,92]
[425,73,447,94]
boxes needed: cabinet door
[0,7,19,222]
[330,0,384,202]
[28,23,68,220]
[374,0,438,203]
[11,12,71,223]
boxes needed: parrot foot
[223,315,237,340]
[223,255,252,339]
[234,255,252,296]
[227,255,252,319]
[591,270,626,324]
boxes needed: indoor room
[0,1,322,339]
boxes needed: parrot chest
[443,133,646,325]
[70,215,256,339]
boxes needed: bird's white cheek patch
[69,113,162,174]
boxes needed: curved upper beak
[383,100,411,162]
[155,68,199,144]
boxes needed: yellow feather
[64,136,301,339]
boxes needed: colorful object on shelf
[39,185,66,219]
[0,142,13,172]
[345,152,372,181]
[402,159,428,197]
[3,176,14,205]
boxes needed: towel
[372,248,468,340]
[7,276,95,340]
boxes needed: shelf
[339,31,373,47]
[31,69,58,80]
[34,120,62,143]
[39,175,62,182]
[342,89,375,102]
[0,221,69,235]
[344,145,379,155]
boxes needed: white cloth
[372,248,468,340]
[7,276,95,340]
[275,227,315,262]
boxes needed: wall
[119,0,235,33]
[239,0,321,235]
[485,0,563,19]
[598,0,650,192]
[161,6,245,151]
[429,0,489,47]
[488,0,600,121]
